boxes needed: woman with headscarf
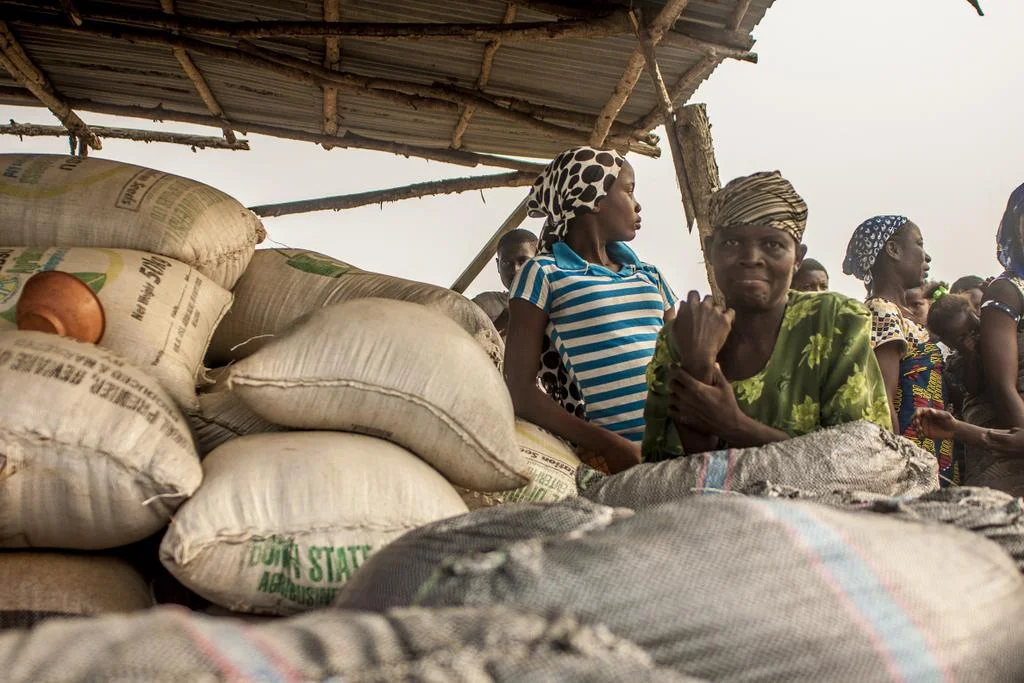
[843,215,957,484]
[642,172,890,460]
[505,147,677,474]
[961,182,1024,494]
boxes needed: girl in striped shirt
[505,147,677,474]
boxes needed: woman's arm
[504,299,640,472]
[980,279,1024,428]
[873,342,903,433]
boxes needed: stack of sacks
[0,332,203,623]
[0,154,266,410]
[161,299,531,615]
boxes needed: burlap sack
[0,606,697,681]
[160,432,469,615]
[187,390,284,457]
[0,332,202,549]
[207,248,502,367]
[0,154,264,289]
[228,299,527,492]
[0,246,232,409]
[581,421,938,509]
[417,496,1024,681]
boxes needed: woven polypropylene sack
[0,246,232,409]
[0,154,264,289]
[581,421,938,509]
[228,299,527,492]
[160,432,469,615]
[417,496,1024,682]
[0,605,700,682]
[207,248,502,367]
[335,497,627,612]
[0,553,151,630]
[0,332,201,549]
[188,390,284,457]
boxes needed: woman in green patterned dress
[642,172,891,461]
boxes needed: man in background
[791,257,829,292]
[472,229,538,337]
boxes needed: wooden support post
[0,22,99,153]
[589,0,691,147]
[676,103,723,303]
[451,3,516,150]
[249,171,535,218]
[451,197,530,294]
[322,0,341,139]
[160,0,235,143]
[638,26,695,230]
[0,121,249,149]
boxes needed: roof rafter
[0,120,249,150]
[727,0,754,30]
[0,21,100,153]
[451,2,516,151]
[322,0,341,139]
[631,52,721,132]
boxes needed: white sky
[1,0,1020,300]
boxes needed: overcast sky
[1,0,1020,300]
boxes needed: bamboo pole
[727,0,753,30]
[589,0,691,147]
[322,0,341,138]
[160,0,236,143]
[676,103,723,303]
[41,2,634,42]
[0,88,548,172]
[631,53,720,132]
[660,30,756,63]
[638,25,695,230]
[451,3,516,150]
[451,197,531,293]
[0,22,100,152]
[250,171,534,218]
[0,121,249,149]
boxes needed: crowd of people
[471,146,1024,497]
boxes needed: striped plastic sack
[580,421,938,509]
[417,496,1024,682]
[0,605,699,682]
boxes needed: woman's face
[595,162,641,242]
[889,222,931,289]
[710,224,803,311]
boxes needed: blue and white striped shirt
[510,241,677,442]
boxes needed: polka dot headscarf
[527,146,625,253]
[842,215,910,284]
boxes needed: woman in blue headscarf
[843,216,957,485]
[963,182,1024,494]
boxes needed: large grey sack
[749,483,1024,573]
[417,496,1024,682]
[335,497,627,612]
[581,421,938,509]
[0,605,699,682]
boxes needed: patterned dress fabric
[642,291,892,461]
[866,298,958,484]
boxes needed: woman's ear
[794,243,808,271]
[884,237,901,260]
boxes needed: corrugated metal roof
[0,0,778,162]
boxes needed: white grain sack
[207,248,502,367]
[0,154,264,289]
[0,246,232,408]
[0,332,202,549]
[160,432,469,615]
[228,299,527,492]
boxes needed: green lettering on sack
[285,252,352,278]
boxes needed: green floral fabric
[642,291,892,461]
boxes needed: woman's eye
[723,239,740,247]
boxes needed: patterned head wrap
[997,182,1024,278]
[707,171,808,243]
[842,215,910,284]
[527,146,625,253]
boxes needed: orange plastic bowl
[15,271,105,344]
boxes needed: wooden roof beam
[0,120,249,150]
[727,0,753,30]
[589,0,691,148]
[451,3,516,151]
[630,52,721,132]
[322,0,341,139]
[0,89,548,173]
[160,0,236,143]
[0,21,100,153]
[249,171,535,218]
